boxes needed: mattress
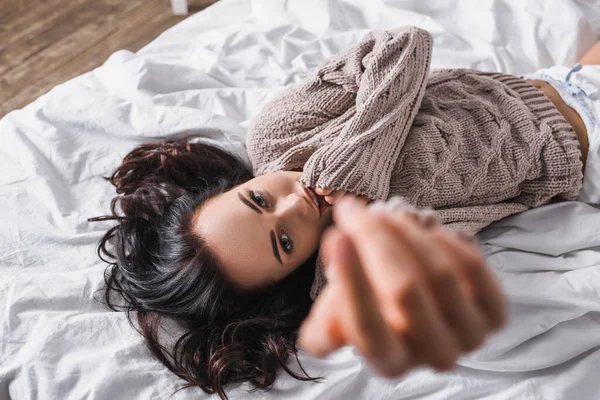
[1,0,599,398]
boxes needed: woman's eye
[250,191,267,208]
[280,231,293,254]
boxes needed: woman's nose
[276,194,307,219]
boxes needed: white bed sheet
[1,0,600,398]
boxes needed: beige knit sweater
[246,26,583,298]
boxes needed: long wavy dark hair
[90,137,319,399]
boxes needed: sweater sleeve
[300,27,433,201]
[247,27,433,200]
[246,34,364,176]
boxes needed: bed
[1,0,600,398]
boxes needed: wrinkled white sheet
[1,0,599,398]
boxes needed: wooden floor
[0,0,216,118]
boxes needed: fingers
[325,191,346,205]
[298,283,345,356]
[334,199,461,370]
[314,187,345,205]
[432,230,507,331]
[325,192,368,205]
[300,229,412,376]
[375,212,490,353]
[314,187,369,206]
[303,196,507,378]
[314,187,333,196]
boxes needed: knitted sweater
[246,26,583,298]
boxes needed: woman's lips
[302,186,321,216]
[313,190,329,214]
[301,185,332,217]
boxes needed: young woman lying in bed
[91,27,599,399]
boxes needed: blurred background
[0,0,216,118]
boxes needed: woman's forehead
[193,190,278,287]
[194,190,261,250]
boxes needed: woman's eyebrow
[270,230,282,264]
[237,192,262,214]
[236,191,281,263]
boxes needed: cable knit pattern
[246,27,583,299]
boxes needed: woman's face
[193,171,333,288]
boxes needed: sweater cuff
[300,140,393,201]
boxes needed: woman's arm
[300,27,432,201]
[246,37,364,175]
[247,26,433,201]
